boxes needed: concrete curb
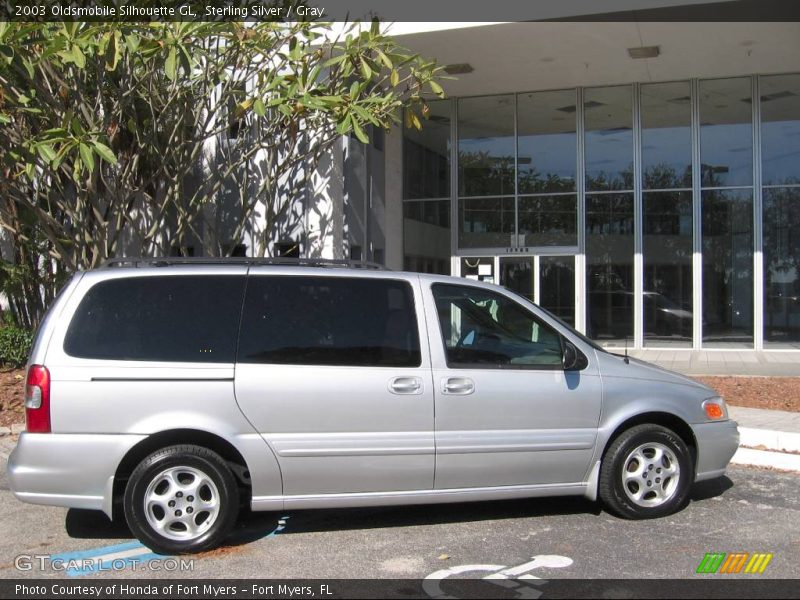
[731,447,800,472]
[738,426,800,454]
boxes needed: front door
[423,279,601,490]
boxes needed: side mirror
[562,340,587,371]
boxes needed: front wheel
[599,424,693,519]
[124,445,239,554]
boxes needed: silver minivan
[8,258,739,554]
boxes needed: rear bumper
[6,432,146,518]
[692,419,740,481]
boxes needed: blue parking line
[51,515,290,577]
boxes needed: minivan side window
[432,283,563,369]
[64,276,246,363]
[238,276,421,367]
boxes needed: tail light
[25,365,51,433]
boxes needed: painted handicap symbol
[424,554,573,599]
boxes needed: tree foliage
[0,19,444,327]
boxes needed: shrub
[0,325,33,368]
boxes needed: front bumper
[692,419,740,481]
[7,432,146,518]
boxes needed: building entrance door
[458,255,576,327]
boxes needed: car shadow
[689,475,734,501]
[66,477,735,546]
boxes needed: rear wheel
[124,445,239,554]
[599,424,693,519]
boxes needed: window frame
[431,282,566,371]
[63,274,247,364]
[236,274,423,369]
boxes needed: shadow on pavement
[690,475,734,502]
[65,509,132,539]
[66,477,734,544]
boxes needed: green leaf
[375,48,392,70]
[429,80,445,98]
[71,44,85,69]
[253,97,266,117]
[359,56,372,79]
[79,142,95,174]
[351,118,369,144]
[0,113,10,125]
[91,141,117,165]
[323,53,348,68]
[390,69,399,87]
[165,46,177,81]
[370,18,380,37]
[35,143,56,163]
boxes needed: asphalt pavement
[0,435,798,581]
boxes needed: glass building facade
[403,73,800,349]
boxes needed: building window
[584,85,634,191]
[458,95,515,198]
[643,191,693,347]
[761,73,800,348]
[701,189,754,347]
[586,193,635,344]
[699,78,753,188]
[517,90,577,194]
[518,195,577,246]
[403,200,451,275]
[403,101,449,200]
[641,81,693,347]
[699,77,754,347]
[403,100,452,274]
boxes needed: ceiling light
[627,46,660,59]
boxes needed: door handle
[389,376,423,395]
[442,377,475,395]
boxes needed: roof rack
[101,257,386,270]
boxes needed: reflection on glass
[501,257,535,303]
[764,187,800,347]
[760,74,800,186]
[459,196,515,249]
[702,189,753,347]
[461,256,495,283]
[458,96,515,197]
[585,86,633,191]
[403,200,451,275]
[586,193,635,343]
[403,101,451,200]
[641,81,692,189]
[517,90,577,193]
[699,77,753,188]
[517,195,577,246]
[540,256,576,326]
[643,191,693,347]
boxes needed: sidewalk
[729,405,800,471]
[628,349,800,376]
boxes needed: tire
[124,445,239,554]
[599,424,693,519]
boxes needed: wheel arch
[111,429,252,520]
[600,412,698,469]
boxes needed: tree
[0,20,444,327]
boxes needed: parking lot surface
[1,435,798,581]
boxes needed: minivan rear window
[238,276,421,367]
[64,275,246,363]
